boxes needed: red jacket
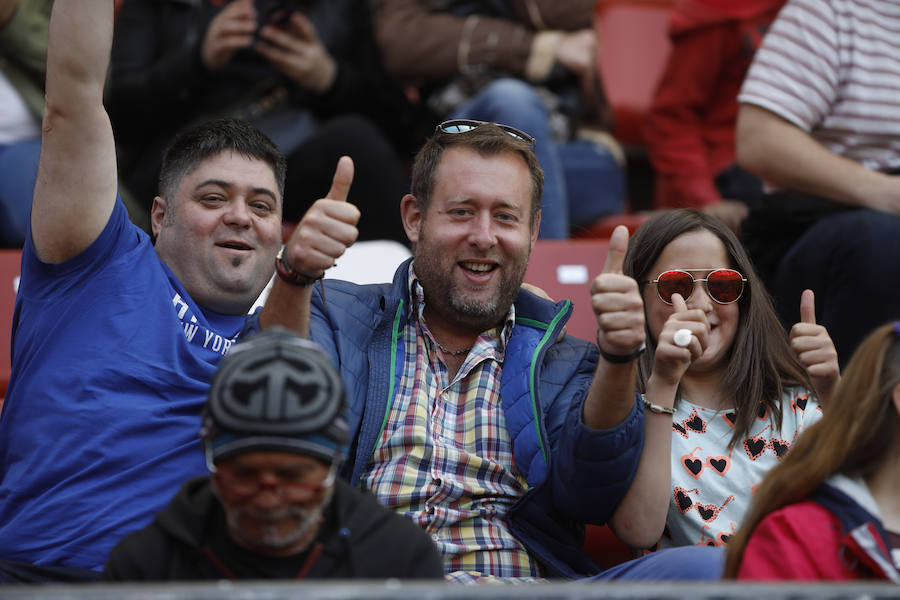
[738,476,900,581]
[643,0,783,209]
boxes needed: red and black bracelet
[275,245,321,287]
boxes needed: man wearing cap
[104,329,444,581]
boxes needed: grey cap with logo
[201,328,349,468]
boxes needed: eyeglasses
[646,269,746,305]
[436,119,536,146]
[214,464,336,501]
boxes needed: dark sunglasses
[646,269,747,305]
[436,119,536,146]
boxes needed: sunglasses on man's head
[646,269,747,305]
[436,119,536,146]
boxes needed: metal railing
[1,580,898,600]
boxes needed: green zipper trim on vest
[526,299,571,466]
[373,300,405,450]
[516,316,550,330]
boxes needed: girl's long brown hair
[623,209,812,447]
[724,322,900,578]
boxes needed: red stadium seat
[584,524,635,569]
[525,240,638,568]
[572,211,652,240]
[523,239,610,342]
[0,250,21,410]
[594,0,675,147]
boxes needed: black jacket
[108,0,413,142]
[107,0,423,206]
[103,477,444,580]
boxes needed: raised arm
[583,226,645,430]
[609,293,709,548]
[372,0,594,84]
[258,157,359,335]
[34,0,118,262]
[736,103,900,215]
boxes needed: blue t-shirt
[0,199,248,570]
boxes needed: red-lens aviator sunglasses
[647,269,747,305]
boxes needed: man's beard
[413,236,528,333]
[228,487,333,554]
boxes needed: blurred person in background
[109,0,418,243]
[642,0,784,234]
[737,0,900,366]
[0,0,44,247]
[371,0,626,239]
[0,0,146,245]
[725,321,900,581]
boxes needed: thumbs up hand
[590,225,645,362]
[790,289,840,405]
[651,292,711,387]
[281,156,360,282]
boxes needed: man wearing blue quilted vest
[258,119,721,581]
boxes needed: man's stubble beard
[226,486,333,555]
[413,229,529,333]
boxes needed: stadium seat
[0,250,21,411]
[523,239,610,342]
[584,524,635,569]
[572,211,652,240]
[525,240,637,568]
[594,0,675,147]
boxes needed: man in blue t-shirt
[0,0,357,583]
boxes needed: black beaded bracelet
[596,331,646,364]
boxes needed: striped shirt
[359,265,543,582]
[738,0,900,172]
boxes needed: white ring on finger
[673,328,693,348]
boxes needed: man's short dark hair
[410,123,544,228]
[158,119,287,205]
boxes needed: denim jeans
[773,209,900,366]
[0,138,40,247]
[587,545,725,581]
[449,78,625,239]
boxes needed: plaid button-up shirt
[359,267,542,582]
